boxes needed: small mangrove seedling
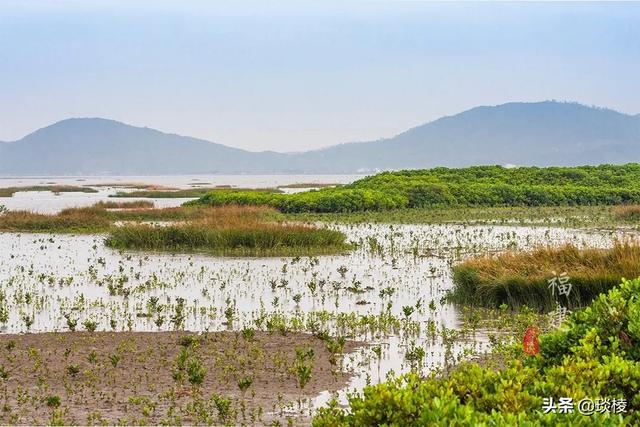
[109,354,120,368]
[404,341,425,372]
[63,314,77,332]
[241,327,255,342]
[212,394,234,424]
[82,319,98,332]
[66,364,80,377]
[187,358,206,387]
[45,395,61,409]
[237,376,253,397]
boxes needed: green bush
[190,164,640,213]
[189,188,407,213]
[313,278,640,426]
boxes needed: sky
[0,1,639,152]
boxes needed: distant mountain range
[1,101,639,175]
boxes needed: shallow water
[0,179,634,413]
[0,219,633,411]
[0,174,364,189]
[0,174,363,213]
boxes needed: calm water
[0,174,365,213]
[0,176,633,411]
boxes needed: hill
[0,118,290,175]
[1,101,638,175]
[293,101,640,172]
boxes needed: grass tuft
[0,203,350,256]
[0,185,98,197]
[450,241,640,311]
[0,207,111,232]
[105,206,350,256]
[93,200,154,209]
[111,187,282,199]
[613,204,640,221]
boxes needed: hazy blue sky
[1,1,639,152]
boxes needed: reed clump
[0,185,98,197]
[613,204,640,221]
[0,202,349,255]
[93,200,154,209]
[451,241,640,311]
[0,207,111,232]
[105,206,349,256]
[0,204,213,232]
[111,187,282,199]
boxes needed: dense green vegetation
[314,278,640,426]
[277,183,342,189]
[450,243,640,311]
[188,187,404,213]
[190,164,640,213]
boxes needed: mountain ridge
[1,101,639,175]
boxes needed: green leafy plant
[314,278,640,426]
[187,358,206,387]
[82,319,97,332]
[45,395,61,408]
[190,164,640,213]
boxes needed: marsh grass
[88,183,176,190]
[0,205,207,232]
[93,200,155,209]
[105,206,350,256]
[287,205,616,227]
[111,187,282,199]
[450,241,640,311]
[0,207,111,232]
[0,203,350,255]
[613,204,640,221]
[0,185,98,197]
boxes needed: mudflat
[0,331,358,425]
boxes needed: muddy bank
[0,331,358,425]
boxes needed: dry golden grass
[111,187,282,198]
[0,207,111,232]
[89,183,177,190]
[613,204,640,221]
[105,205,349,256]
[0,204,349,256]
[191,205,280,228]
[92,200,155,209]
[460,242,640,281]
[0,205,266,233]
[0,185,98,197]
[451,241,640,311]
